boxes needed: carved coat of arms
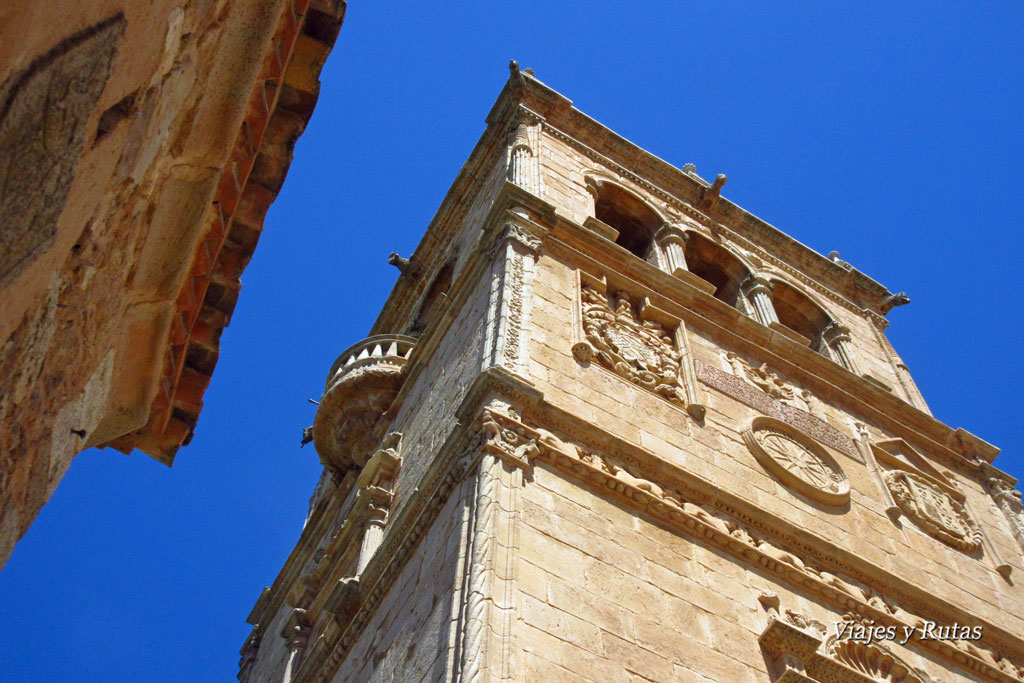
[884,469,981,552]
[577,286,687,406]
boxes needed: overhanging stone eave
[99,0,348,464]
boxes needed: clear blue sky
[2,3,1022,681]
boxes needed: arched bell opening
[683,232,751,308]
[769,280,832,352]
[590,180,664,261]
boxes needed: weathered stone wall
[525,239,1024,641]
[0,0,344,569]
[517,459,970,682]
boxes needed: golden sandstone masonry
[0,0,345,568]
[242,65,1024,682]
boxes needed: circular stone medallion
[743,417,850,505]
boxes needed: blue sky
[2,3,1022,681]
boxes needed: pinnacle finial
[509,60,519,74]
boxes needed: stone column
[742,275,779,326]
[654,224,689,277]
[508,123,532,189]
[823,322,859,373]
[280,609,311,683]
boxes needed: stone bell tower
[239,65,1024,683]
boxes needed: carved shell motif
[884,469,982,552]
[743,417,849,505]
[826,638,934,683]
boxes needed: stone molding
[507,403,1024,680]
[697,359,858,459]
[536,118,890,320]
[742,416,851,506]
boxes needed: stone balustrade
[313,335,416,473]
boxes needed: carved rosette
[578,286,688,407]
[884,470,982,552]
[743,417,849,505]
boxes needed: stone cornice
[541,214,999,475]
[493,73,900,316]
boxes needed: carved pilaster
[505,106,544,195]
[483,216,543,378]
[853,422,903,523]
[742,274,780,326]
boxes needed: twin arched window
[586,177,857,371]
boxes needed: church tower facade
[240,67,1024,683]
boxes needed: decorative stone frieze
[480,407,540,470]
[884,469,982,553]
[697,359,858,459]
[727,351,795,400]
[574,286,692,410]
[743,416,850,505]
